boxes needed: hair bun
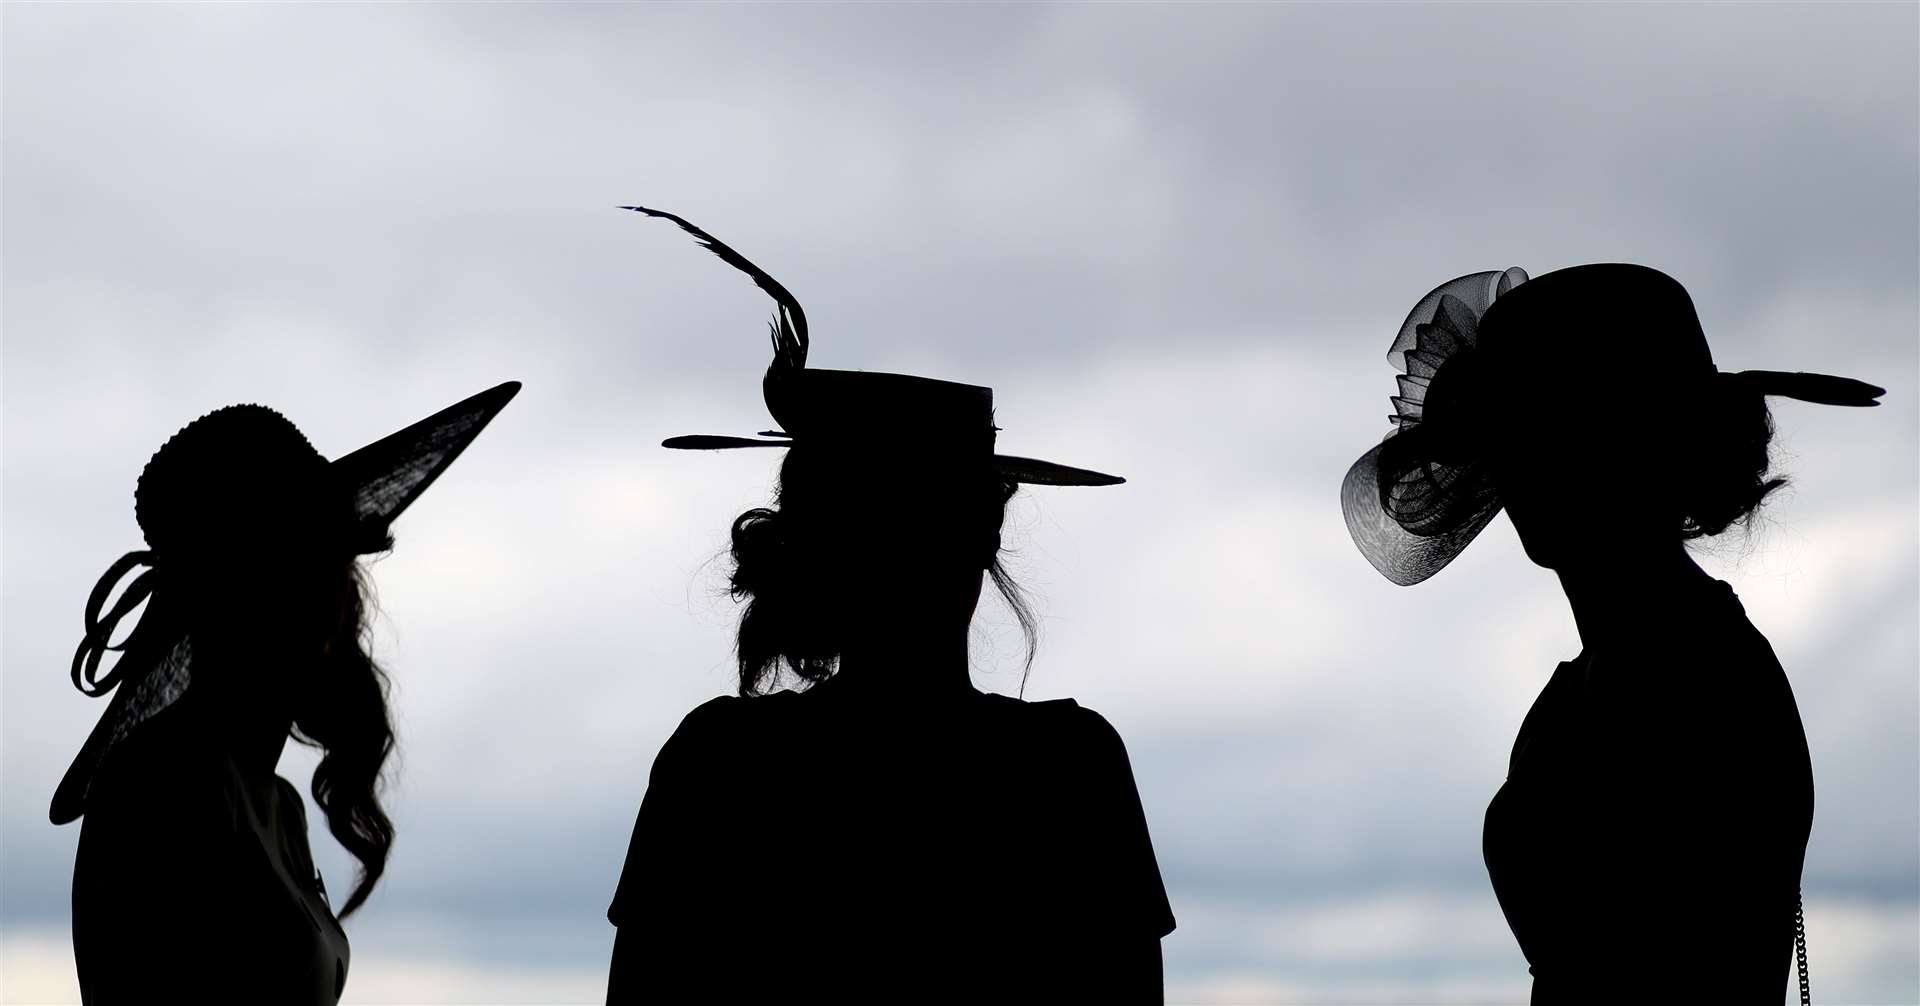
[728,508,787,599]
[1677,379,1786,539]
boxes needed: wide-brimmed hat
[626,206,1124,487]
[1341,264,1884,586]
[51,380,520,825]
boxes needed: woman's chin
[1518,542,1564,571]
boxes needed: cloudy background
[3,4,1914,1004]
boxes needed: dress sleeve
[1071,706,1176,939]
[606,697,738,1003]
[607,697,734,927]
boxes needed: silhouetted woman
[52,382,518,1004]
[608,207,1173,1002]
[1342,264,1883,1003]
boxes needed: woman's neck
[185,644,294,782]
[833,619,976,699]
[1555,542,1717,650]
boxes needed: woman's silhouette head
[728,443,1034,696]
[99,403,398,916]
[625,205,1128,695]
[1342,264,1881,584]
[135,405,366,668]
[55,382,521,920]
[1464,265,1788,570]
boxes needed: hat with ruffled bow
[1341,264,1884,586]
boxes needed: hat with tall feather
[51,380,520,825]
[625,205,1124,487]
[1341,263,1885,586]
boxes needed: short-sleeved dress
[1483,580,1813,1002]
[71,703,351,1005]
[607,682,1175,1000]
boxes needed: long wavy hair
[726,448,1038,697]
[291,559,395,919]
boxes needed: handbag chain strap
[1795,889,1811,1006]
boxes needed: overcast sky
[3,4,1915,1004]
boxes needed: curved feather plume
[622,205,808,372]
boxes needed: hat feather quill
[1726,370,1885,407]
[622,206,808,373]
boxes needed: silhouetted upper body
[72,694,349,1005]
[607,675,1173,1002]
[1483,575,1812,1002]
[1341,266,1873,1003]
[620,209,1164,1002]
[606,438,1172,1004]
[55,387,516,1004]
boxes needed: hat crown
[134,405,340,555]
[767,369,996,449]
[1477,263,1715,389]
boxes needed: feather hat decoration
[627,205,1123,486]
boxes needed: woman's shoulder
[986,691,1123,724]
[78,713,256,871]
[647,694,759,766]
[88,707,242,818]
[667,693,765,736]
[1602,581,1785,679]
[1595,582,1804,735]
[979,691,1103,726]
[659,688,1131,753]
[977,693,1135,759]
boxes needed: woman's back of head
[728,445,1034,696]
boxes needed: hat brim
[1340,438,1502,586]
[50,636,192,825]
[662,434,1124,486]
[333,381,522,549]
